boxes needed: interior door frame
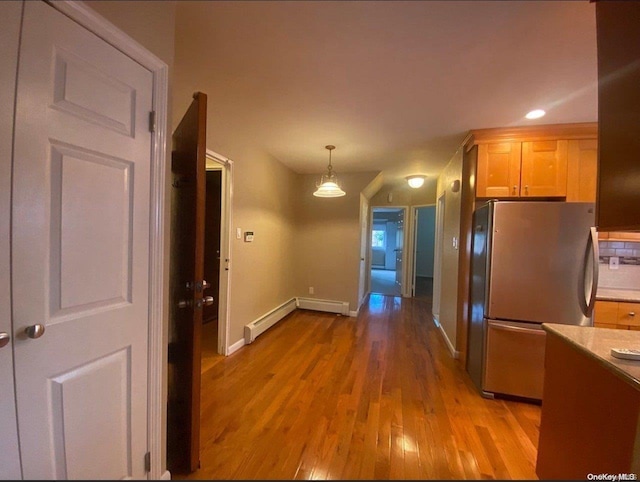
[432,193,446,321]
[51,1,168,479]
[205,149,233,355]
[369,206,409,297]
[407,203,436,297]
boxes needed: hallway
[175,295,540,480]
[370,268,401,296]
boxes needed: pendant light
[313,145,346,197]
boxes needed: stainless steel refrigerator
[466,200,599,401]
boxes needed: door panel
[12,1,153,478]
[0,1,23,479]
[167,92,207,473]
[395,210,404,288]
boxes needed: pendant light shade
[314,145,346,197]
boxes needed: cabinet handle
[630,312,635,317]
[512,186,517,195]
[524,185,529,195]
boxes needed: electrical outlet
[309,286,314,295]
[609,256,619,270]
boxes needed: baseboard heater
[244,297,350,345]
[244,298,297,345]
[296,297,350,316]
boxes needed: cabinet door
[476,142,521,198]
[566,139,598,202]
[617,302,639,327]
[521,140,568,197]
[593,301,618,325]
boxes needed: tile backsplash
[598,240,640,290]
[599,241,640,265]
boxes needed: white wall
[434,147,464,355]
[295,171,379,312]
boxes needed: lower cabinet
[594,300,640,330]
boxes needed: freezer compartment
[483,319,546,400]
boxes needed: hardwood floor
[174,294,541,480]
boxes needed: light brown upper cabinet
[476,139,568,198]
[520,140,568,197]
[476,142,521,198]
[469,123,597,200]
[566,139,598,203]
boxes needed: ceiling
[175,1,598,189]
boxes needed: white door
[12,1,153,479]
[0,1,23,479]
[394,209,404,288]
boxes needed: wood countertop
[541,323,640,391]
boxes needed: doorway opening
[201,167,221,374]
[370,207,405,296]
[432,193,446,321]
[411,205,436,303]
[202,151,232,374]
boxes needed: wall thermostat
[244,231,254,242]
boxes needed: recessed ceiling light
[525,109,546,120]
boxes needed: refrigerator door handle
[489,321,545,336]
[585,226,600,317]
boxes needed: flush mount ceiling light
[525,109,546,120]
[313,145,346,198]
[406,175,426,189]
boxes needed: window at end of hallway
[372,230,385,248]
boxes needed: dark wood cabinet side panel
[595,1,640,231]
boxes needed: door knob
[178,299,191,309]
[203,296,214,306]
[24,324,45,339]
[0,332,10,348]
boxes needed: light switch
[236,228,242,239]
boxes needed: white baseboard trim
[244,298,297,344]
[229,297,354,354]
[296,297,350,315]
[433,317,460,359]
[160,470,171,480]
[227,338,245,355]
